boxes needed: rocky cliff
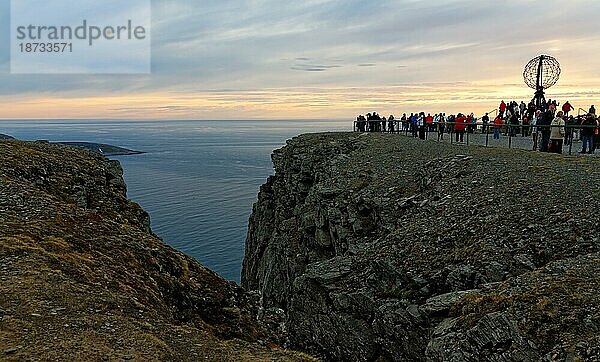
[242,132,600,361]
[0,140,313,361]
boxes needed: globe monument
[523,54,561,108]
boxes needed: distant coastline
[0,134,144,156]
[57,142,146,156]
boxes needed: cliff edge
[0,140,312,361]
[242,133,600,361]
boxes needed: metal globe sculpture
[523,55,561,107]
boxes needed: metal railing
[485,109,498,117]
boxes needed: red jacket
[562,102,573,113]
[426,116,433,124]
[493,117,504,129]
[454,116,467,131]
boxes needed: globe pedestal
[534,87,546,108]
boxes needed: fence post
[569,127,573,155]
[485,125,489,147]
[508,126,513,148]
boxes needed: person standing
[564,115,576,146]
[454,113,467,142]
[372,112,380,132]
[357,115,367,132]
[504,108,512,136]
[425,113,434,132]
[549,111,565,154]
[410,113,418,137]
[521,116,530,137]
[481,113,490,134]
[519,101,527,117]
[580,113,598,154]
[467,113,476,134]
[499,100,507,117]
[418,112,426,140]
[493,115,503,140]
[539,109,553,152]
[527,101,536,121]
[506,112,518,137]
[437,113,446,141]
[562,101,574,116]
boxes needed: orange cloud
[3,81,600,120]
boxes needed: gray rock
[4,347,20,355]
[242,133,600,361]
[419,290,478,316]
[427,312,539,361]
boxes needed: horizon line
[0,117,353,122]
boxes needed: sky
[3,0,600,120]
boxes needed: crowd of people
[355,112,479,142]
[490,99,598,154]
[354,99,600,155]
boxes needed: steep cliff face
[0,140,312,361]
[242,133,600,361]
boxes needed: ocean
[0,120,349,282]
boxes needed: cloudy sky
[3,0,600,119]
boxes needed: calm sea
[0,120,349,282]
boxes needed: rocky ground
[242,132,600,361]
[0,140,314,361]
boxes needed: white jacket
[550,117,565,140]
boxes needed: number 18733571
[19,43,73,53]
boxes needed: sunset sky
[3,0,600,120]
